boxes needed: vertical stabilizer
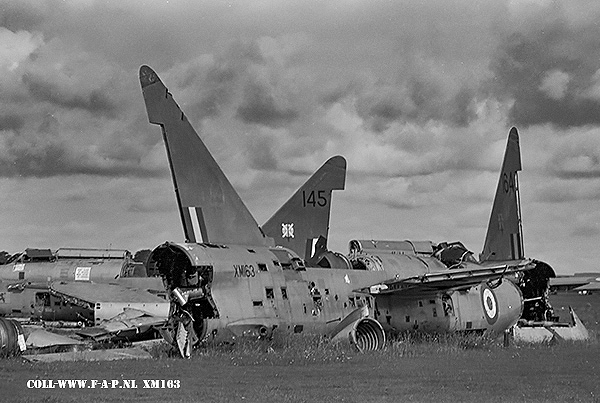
[481,127,524,261]
[139,65,267,246]
[262,156,346,260]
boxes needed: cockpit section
[148,242,219,342]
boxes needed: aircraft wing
[45,282,169,342]
[355,260,535,297]
[26,328,85,349]
[48,282,169,321]
[75,308,167,342]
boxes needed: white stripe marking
[188,207,203,243]
[311,237,319,257]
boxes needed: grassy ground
[1,292,598,403]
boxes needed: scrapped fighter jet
[0,247,169,343]
[353,128,588,341]
[140,65,536,356]
[0,116,346,346]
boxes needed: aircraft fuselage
[149,242,523,343]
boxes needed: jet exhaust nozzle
[0,318,26,358]
[330,306,386,352]
[351,317,386,352]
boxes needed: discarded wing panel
[76,308,167,342]
[37,282,170,343]
[25,328,84,349]
[49,281,169,323]
[513,307,589,343]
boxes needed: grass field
[1,292,599,403]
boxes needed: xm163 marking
[233,264,256,278]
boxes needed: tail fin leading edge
[481,127,524,261]
[139,65,267,246]
[262,156,346,260]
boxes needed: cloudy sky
[1,0,599,274]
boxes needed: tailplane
[139,65,268,246]
[481,127,524,261]
[262,156,346,260]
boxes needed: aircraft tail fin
[139,65,268,246]
[481,127,524,262]
[262,156,346,260]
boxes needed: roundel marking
[481,285,498,325]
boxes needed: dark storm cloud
[0,126,166,179]
[245,134,278,171]
[0,149,167,178]
[551,154,600,179]
[0,114,24,131]
[167,43,254,121]
[22,72,118,118]
[488,19,600,128]
[0,0,46,32]
[194,65,237,119]
[534,177,600,203]
[407,80,476,128]
[325,77,477,133]
[354,86,406,133]
[0,107,167,178]
[223,39,301,129]
[450,87,477,127]
[236,81,299,128]
[544,130,600,180]
[0,24,169,179]
[167,38,303,129]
